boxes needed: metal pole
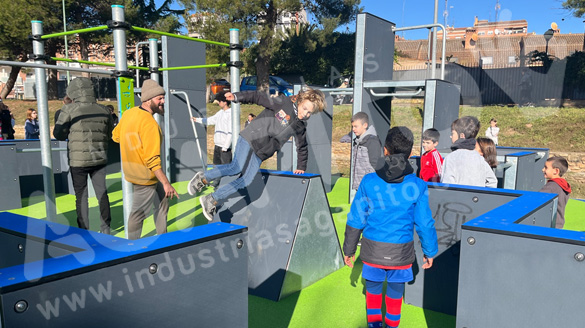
[31,20,57,222]
[61,0,70,83]
[135,41,150,85]
[130,26,230,47]
[112,5,132,238]
[149,38,163,127]
[52,57,147,71]
[229,29,240,154]
[431,0,438,79]
[158,64,226,71]
[0,60,113,76]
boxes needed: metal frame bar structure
[31,20,56,222]
[349,13,453,202]
[18,5,241,233]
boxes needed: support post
[31,20,57,222]
[149,38,163,127]
[112,5,133,238]
[432,0,438,79]
[229,29,240,154]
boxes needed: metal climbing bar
[41,25,109,39]
[0,60,113,75]
[129,26,230,47]
[158,63,226,71]
[51,57,148,71]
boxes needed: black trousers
[213,145,232,165]
[70,164,111,234]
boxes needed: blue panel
[0,212,246,290]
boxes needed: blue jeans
[204,137,262,202]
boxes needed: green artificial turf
[6,174,584,327]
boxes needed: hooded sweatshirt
[540,178,571,229]
[53,77,113,167]
[351,125,382,190]
[441,138,497,188]
[344,154,438,267]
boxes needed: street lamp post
[544,28,554,56]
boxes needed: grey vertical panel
[276,140,294,172]
[216,173,306,301]
[351,14,394,199]
[423,80,461,152]
[498,147,548,191]
[406,187,518,315]
[362,14,395,81]
[305,92,333,192]
[0,144,21,211]
[457,230,585,328]
[162,36,207,182]
[169,138,206,183]
[214,172,342,301]
[277,93,333,192]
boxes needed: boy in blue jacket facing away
[343,126,438,328]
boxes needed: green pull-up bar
[130,26,230,47]
[41,25,109,39]
[52,57,148,71]
[158,63,227,71]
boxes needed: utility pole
[443,0,449,28]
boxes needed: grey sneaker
[200,194,217,222]
[188,171,207,196]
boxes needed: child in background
[351,112,382,192]
[485,118,499,145]
[540,156,571,229]
[24,108,40,139]
[344,126,438,328]
[441,116,497,187]
[420,128,443,182]
[244,113,255,128]
[475,137,498,168]
[188,89,326,221]
[192,91,233,165]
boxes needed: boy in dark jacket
[351,112,382,192]
[540,156,571,229]
[188,89,326,221]
[344,126,438,328]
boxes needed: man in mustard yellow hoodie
[113,79,178,239]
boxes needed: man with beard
[113,79,178,239]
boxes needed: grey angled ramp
[214,170,344,301]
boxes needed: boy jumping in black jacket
[188,89,326,221]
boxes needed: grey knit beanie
[141,79,165,102]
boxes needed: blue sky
[349,0,585,39]
[162,0,585,40]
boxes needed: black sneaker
[200,194,217,222]
[188,171,207,196]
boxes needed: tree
[0,0,182,99]
[64,0,183,65]
[183,0,361,90]
[270,24,355,85]
[0,0,62,99]
[563,0,585,17]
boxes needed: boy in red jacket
[540,156,571,229]
[419,128,443,182]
